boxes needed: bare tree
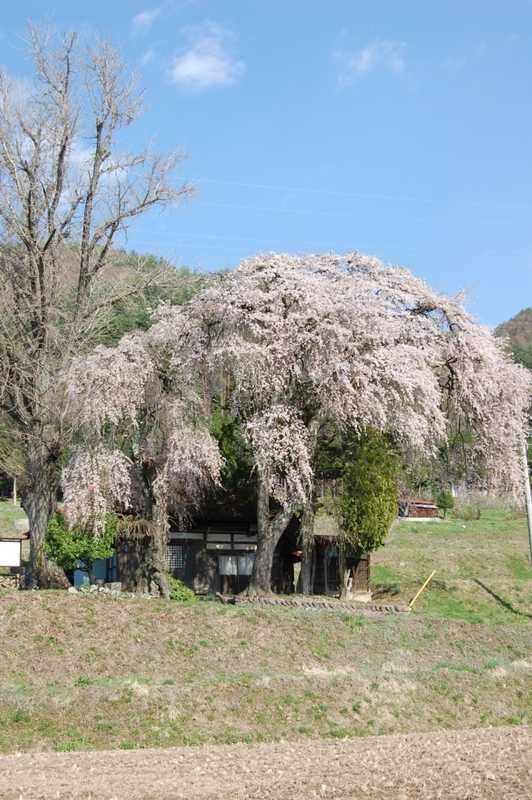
[0,26,191,586]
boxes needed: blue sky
[2,1,532,325]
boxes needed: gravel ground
[0,726,530,800]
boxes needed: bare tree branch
[0,25,191,585]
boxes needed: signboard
[0,540,21,568]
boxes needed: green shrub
[436,490,454,518]
[167,575,196,603]
[315,427,399,556]
[339,430,399,555]
[45,512,117,580]
[453,502,481,521]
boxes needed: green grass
[0,502,530,753]
[0,581,531,753]
[0,499,27,537]
[372,506,532,624]
[422,592,485,624]
[507,555,532,581]
[371,564,399,584]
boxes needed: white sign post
[0,540,21,568]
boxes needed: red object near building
[399,498,440,518]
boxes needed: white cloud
[171,24,244,90]
[68,138,129,187]
[336,39,406,84]
[141,48,156,66]
[132,7,161,33]
[69,139,94,170]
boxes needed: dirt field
[0,725,530,799]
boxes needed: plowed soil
[0,725,530,799]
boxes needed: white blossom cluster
[62,446,131,532]
[65,250,530,532]
[247,405,313,508]
[64,328,223,530]
[154,424,224,520]
[151,251,529,501]
[68,336,155,429]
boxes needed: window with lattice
[167,544,184,570]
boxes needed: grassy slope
[372,508,532,623]
[0,507,531,753]
[0,500,27,537]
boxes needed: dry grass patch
[0,504,530,752]
[0,589,531,752]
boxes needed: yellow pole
[409,570,436,609]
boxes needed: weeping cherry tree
[151,252,530,594]
[64,330,223,597]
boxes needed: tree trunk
[247,470,293,596]
[248,471,274,595]
[248,527,279,595]
[117,462,170,598]
[299,502,315,595]
[299,419,321,594]
[148,516,169,599]
[22,445,61,588]
[116,519,170,599]
[116,536,149,593]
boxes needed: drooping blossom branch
[67,335,155,429]
[147,251,530,593]
[153,424,224,525]
[65,327,223,556]
[62,446,131,533]
[246,405,313,508]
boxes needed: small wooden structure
[399,497,439,519]
[309,508,371,598]
[112,521,291,595]
[349,552,370,593]
[165,514,371,598]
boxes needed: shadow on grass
[473,579,532,620]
